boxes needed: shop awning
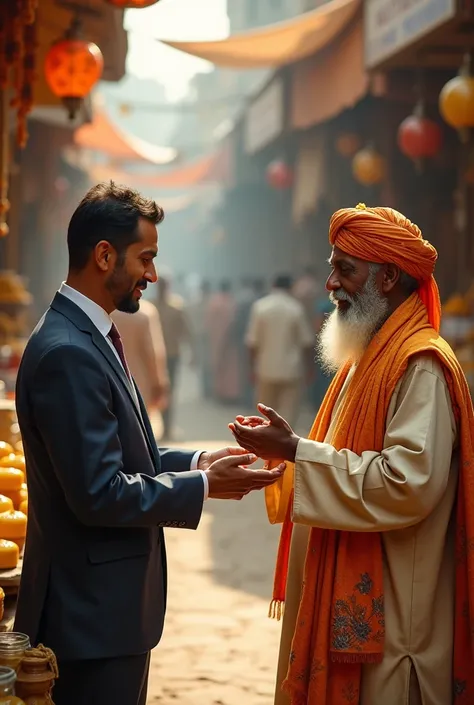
[160,0,359,68]
[291,20,385,129]
[74,105,177,165]
[86,152,219,190]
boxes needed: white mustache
[329,289,354,304]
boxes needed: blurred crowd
[114,267,335,441]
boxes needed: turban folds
[329,203,441,331]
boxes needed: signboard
[244,78,284,155]
[364,0,457,68]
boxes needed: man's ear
[95,241,114,272]
[381,263,400,294]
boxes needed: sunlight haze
[125,0,230,101]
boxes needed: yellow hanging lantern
[439,53,474,141]
[352,146,385,186]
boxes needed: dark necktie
[108,323,132,382]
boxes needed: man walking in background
[246,274,314,428]
[187,279,212,399]
[156,272,195,440]
[234,277,263,406]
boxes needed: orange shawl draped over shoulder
[265,293,474,704]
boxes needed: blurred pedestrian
[156,274,195,440]
[205,280,239,403]
[293,265,319,324]
[234,277,259,406]
[187,279,212,399]
[246,274,314,427]
[112,299,169,432]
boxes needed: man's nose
[146,264,158,284]
[326,272,340,292]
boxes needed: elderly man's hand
[229,403,300,463]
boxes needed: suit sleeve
[32,344,204,529]
[292,364,456,531]
[159,448,196,473]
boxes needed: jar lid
[0,666,16,684]
[0,632,30,651]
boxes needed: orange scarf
[265,293,474,704]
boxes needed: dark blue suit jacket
[14,293,204,660]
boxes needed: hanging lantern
[44,16,104,121]
[266,160,294,190]
[439,53,474,141]
[398,102,443,161]
[335,132,361,158]
[105,0,159,6]
[352,146,385,186]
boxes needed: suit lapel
[90,329,159,465]
[51,293,158,465]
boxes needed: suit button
[179,521,186,527]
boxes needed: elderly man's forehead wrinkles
[328,250,358,268]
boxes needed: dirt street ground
[146,368,314,704]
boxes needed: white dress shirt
[59,283,208,499]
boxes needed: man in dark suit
[14,182,285,705]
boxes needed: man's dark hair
[67,181,164,271]
[273,274,293,291]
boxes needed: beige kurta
[275,354,458,705]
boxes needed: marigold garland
[0,0,38,236]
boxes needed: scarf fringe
[268,599,284,621]
[330,652,384,664]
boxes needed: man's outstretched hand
[203,451,286,500]
[229,403,300,463]
[198,446,250,472]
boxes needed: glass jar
[0,634,30,673]
[0,665,25,703]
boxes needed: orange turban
[329,203,441,331]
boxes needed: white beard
[317,268,389,373]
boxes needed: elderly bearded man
[230,204,474,705]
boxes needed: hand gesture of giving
[199,446,286,500]
[228,403,300,463]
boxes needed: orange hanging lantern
[44,16,103,121]
[105,0,159,6]
[352,146,385,186]
[335,132,361,158]
[439,53,474,141]
[266,160,294,190]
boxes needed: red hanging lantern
[44,17,104,121]
[105,0,159,6]
[398,103,443,161]
[398,116,442,159]
[266,160,293,190]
